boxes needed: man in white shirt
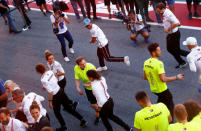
[83,18,131,72]
[183,37,201,91]
[127,9,151,47]
[12,89,47,124]
[156,2,189,69]
[36,63,87,131]
[50,7,75,62]
[0,107,27,131]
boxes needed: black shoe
[146,17,154,22]
[56,126,67,131]
[9,29,21,34]
[43,12,47,16]
[46,10,52,13]
[80,119,87,128]
[13,30,22,34]
[129,127,134,131]
[93,16,101,20]
[175,62,187,69]
[72,101,78,110]
[94,117,100,125]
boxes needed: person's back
[168,121,201,131]
[134,102,170,131]
[187,46,201,73]
[144,57,167,93]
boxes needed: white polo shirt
[20,92,47,124]
[90,24,108,48]
[47,61,65,81]
[91,77,110,107]
[134,14,144,31]
[50,13,68,34]
[163,9,180,34]
[0,118,26,131]
[41,70,60,95]
[187,46,201,73]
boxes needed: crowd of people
[0,0,201,130]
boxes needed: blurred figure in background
[70,0,87,22]
[0,79,8,108]
[186,0,200,19]
[168,104,201,131]
[0,0,21,33]
[184,99,201,124]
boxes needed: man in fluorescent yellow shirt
[143,43,184,118]
[74,56,100,125]
[134,91,172,131]
[168,104,201,131]
[183,99,201,125]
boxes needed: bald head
[174,104,188,121]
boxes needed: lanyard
[2,119,13,131]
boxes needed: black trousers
[17,3,31,26]
[58,77,66,89]
[166,30,190,65]
[154,89,174,120]
[84,0,97,18]
[135,0,149,21]
[97,44,124,67]
[52,89,83,127]
[100,98,130,131]
[130,0,139,14]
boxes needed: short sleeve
[169,14,180,25]
[57,63,65,73]
[89,64,96,70]
[90,25,98,37]
[74,66,80,80]
[134,113,141,129]
[157,62,165,75]
[160,103,170,117]
[50,15,55,24]
[137,14,143,22]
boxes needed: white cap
[183,37,197,46]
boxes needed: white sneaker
[96,66,107,72]
[69,48,75,54]
[124,56,130,67]
[64,57,70,62]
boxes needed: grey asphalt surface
[0,8,201,131]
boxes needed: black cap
[53,7,59,13]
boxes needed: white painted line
[9,5,201,31]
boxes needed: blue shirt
[0,79,7,102]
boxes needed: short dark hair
[156,2,166,10]
[36,63,47,74]
[0,107,10,116]
[87,70,101,80]
[135,91,149,103]
[53,7,59,13]
[128,9,135,15]
[148,43,159,54]
[183,99,201,121]
[76,56,85,65]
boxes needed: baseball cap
[83,18,91,26]
[183,37,197,46]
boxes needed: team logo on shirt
[183,128,187,131]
